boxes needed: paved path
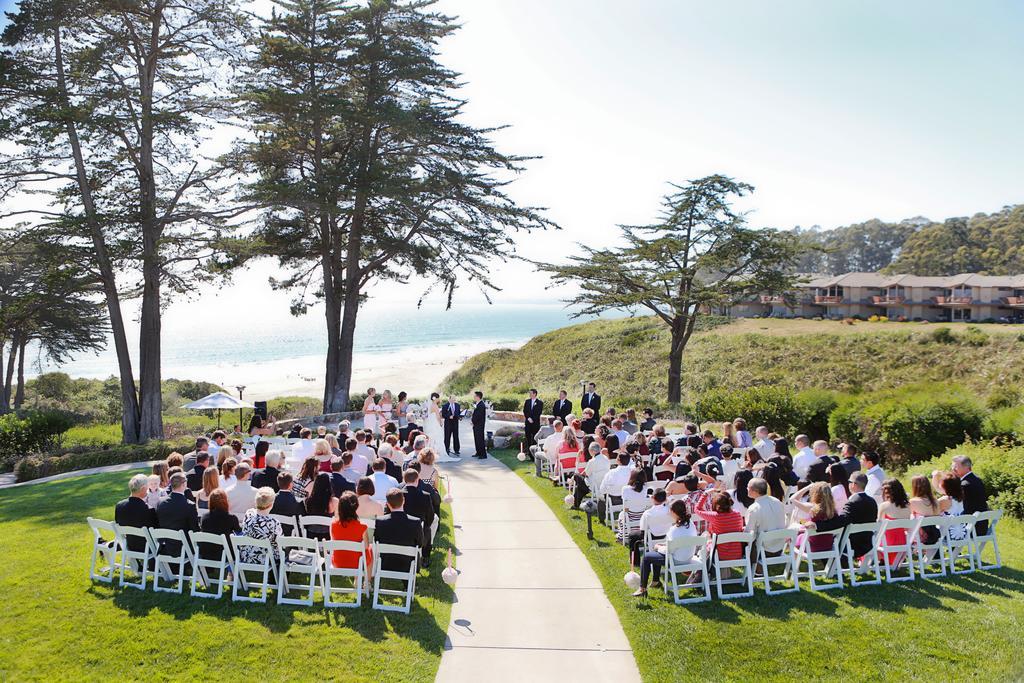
[435,455,641,683]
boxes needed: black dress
[199,509,241,560]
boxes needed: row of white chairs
[87,520,419,613]
[644,510,1002,603]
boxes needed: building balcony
[933,296,973,306]
[871,295,906,306]
[1003,296,1024,307]
[759,295,788,304]
[814,295,845,304]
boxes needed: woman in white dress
[379,390,394,430]
[362,388,379,434]
[424,392,459,463]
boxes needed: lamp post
[235,385,246,435]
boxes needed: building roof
[798,272,1024,289]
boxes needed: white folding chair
[360,517,377,545]
[230,536,279,603]
[87,517,120,583]
[973,510,1003,570]
[789,527,844,591]
[189,531,234,599]
[877,518,920,583]
[372,543,419,614]
[756,528,800,595]
[839,521,883,586]
[604,494,623,527]
[147,528,194,593]
[914,516,949,579]
[711,532,755,599]
[270,514,298,536]
[115,525,155,590]
[663,535,710,604]
[321,540,367,608]
[277,536,322,605]
[298,515,333,540]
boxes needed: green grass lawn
[0,470,454,682]
[491,449,1024,682]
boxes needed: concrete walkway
[435,455,641,683]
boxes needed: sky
[2,0,1023,329]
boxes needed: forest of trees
[794,204,1024,276]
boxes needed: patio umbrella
[182,391,255,429]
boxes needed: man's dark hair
[195,437,209,450]
[212,430,226,441]
[617,452,631,466]
[862,451,880,466]
[372,458,386,472]
[720,443,734,458]
[681,474,699,492]
[652,489,667,503]
[345,438,357,451]
[277,471,293,488]
[403,469,418,484]
[474,391,483,399]
[385,487,405,509]
[196,451,210,465]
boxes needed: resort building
[723,272,1024,322]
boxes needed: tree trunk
[326,287,361,413]
[138,250,163,440]
[14,338,27,409]
[2,333,19,412]
[321,251,344,412]
[667,320,685,404]
[0,341,7,414]
[53,28,141,443]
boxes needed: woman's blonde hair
[563,429,579,449]
[314,438,331,457]
[202,466,220,497]
[809,482,836,519]
[325,434,340,449]
[152,461,169,487]
[255,487,276,510]
[419,447,436,466]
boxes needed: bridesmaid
[362,388,379,435]
[395,391,409,429]
[379,390,394,431]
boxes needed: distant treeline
[793,204,1024,275]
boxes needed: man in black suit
[185,452,209,492]
[401,469,436,567]
[329,458,356,497]
[953,455,990,535]
[251,451,282,491]
[581,382,601,416]
[472,391,488,459]
[552,390,572,424]
[270,472,303,534]
[838,443,861,475]
[523,388,543,453]
[812,472,879,561]
[155,472,200,555]
[441,393,462,457]
[115,474,158,551]
[375,488,424,572]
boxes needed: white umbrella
[183,391,255,428]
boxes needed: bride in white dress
[423,392,459,463]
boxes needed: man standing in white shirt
[860,451,886,502]
[226,462,257,521]
[754,426,776,459]
[598,453,634,522]
[744,478,787,559]
[792,434,817,482]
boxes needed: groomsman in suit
[552,390,572,423]
[581,382,601,416]
[523,389,544,454]
[472,391,488,459]
[441,394,462,457]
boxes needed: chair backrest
[147,528,190,557]
[712,531,754,560]
[915,515,947,543]
[359,517,376,530]
[88,517,116,541]
[298,515,333,537]
[230,535,273,564]
[374,542,419,564]
[115,524,153,551]
[279,535,320,554]
[802,527,844,553]
[879,517,920,545]
[270,514,297,531]
[189,531,232,559]
[322,539,364,555]
[974,509,1003,536]
[666,534,707,565]
[757,527,798,553]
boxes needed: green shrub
[986,387,1021,411]
[62,423,123,448]
[694,386,837,440]
[14,439,193,482]
[960,326,989,347]
[830,384,985,470]
[981,405,1024,445]
[0,410,76,471]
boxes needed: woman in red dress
[331,491,373,575]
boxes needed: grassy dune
[443,317,1024,408]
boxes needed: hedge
[830,384,985,470]
[693,386,840,441]
[0,410,76,472]
[14,440,193,483]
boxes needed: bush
[981,405,1024,445]
[960,326,989,347]
[928,327,955,344]
[0,410,76,471]
[830,384,985,470]
[694,386,839,441]
[14,439,193,482]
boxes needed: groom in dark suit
[581,382,601,416]
[523,389,543,454]
[472,391,488,459]
[552,390,572,423]
[441,394,461,456]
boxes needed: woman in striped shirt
[693,489,746,561]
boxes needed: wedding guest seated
[239,488,282,566]
[934,471,971,542]
[720,444,739,483]
[572,442,609,508]
[270,472,302,533]
[598,452,634,522]
[354,432,375,467]
[612,419,630,446]
[838,443,861,475]
[620,469,651,551]
[220,458,238,489]
[252,451,282,491]
[623,410,638,435]
[313,438,333,473]
[581,408,598,435]
[812,472,878,560]
[805,440,833,483]
[337,420,352,442]
[252,440,270,470]
[771,433,791,458]
[729,468,755,517]
[356,477,385,518]
[416,448,440,488]
[753,426,775,459]
[721,421,738,448]
[183,438,208,472]
[186,452,208,492]
[115,474,157,550]
[732,418,753,448]
[701,430,722,458]
[543,420,566,467]
[370,458,400,503]
[792,434,816,483]
[329,457,356,497]
[156,472,200,554]
[228,438,244,461]
[405,431,424,456]
[227,462,257,522]
[828,463,851,507]
[667,474,702,513]
[326,434,344,458]
[287,423,303,439]
[861,451,886,502]
[208,430,228,460]
[199,489,241,558]
[640,408,656,432]
[909,474,943,544]
[330,491,373,574]
[374,488,424,572]
[744,477,786,558]
[196,467,220,512]
[293,456,318,500]
[557,429,581,479]
[790,482,838,552]
[339,453,362,486]
[638,488,673,560]
[302,473,337,539]
[633,499,696,597]
[742,448,762,472]
[248,413,277,436]
[145,474,166,509]
[377,444,403,481]
[652,439,676,481]
[877,478,913,564]
[401,469,436,567]
[693,489,745,560]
